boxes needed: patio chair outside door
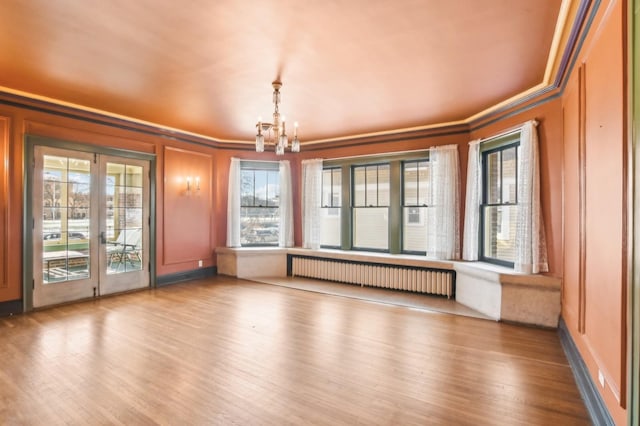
[32,146,150,307]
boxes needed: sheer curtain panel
[279,160,294,247]
[515,120,548,273]
[226,158,241,247]
[301,159,323,249]
[462,140,481,260]
[426,144,460,260]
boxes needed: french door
[32,146,150,308]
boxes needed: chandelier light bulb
[255,134,264,152]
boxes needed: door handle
[100,231,106,244]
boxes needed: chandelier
[255,80,300,155]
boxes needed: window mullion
[252,171,256,206]
[330,169,334,207]
[515,146,519,205]
[375,165,379,207]
[499,150,503,205]
[418,162,422,206]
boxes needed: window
[321,167,341,247]
[480,141,519,266]
[402,159,429,253]
[320,151,440,254]
[240,162,279,246]
[352,163,390,250]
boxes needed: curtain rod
[477,119,538,144]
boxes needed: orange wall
[560,0,627,423]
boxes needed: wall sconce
[185,176,201,195]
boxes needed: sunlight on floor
[250,276,491,320]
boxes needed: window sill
[216,246,287,254]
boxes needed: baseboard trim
[558,318,615,426]
[0,299,23,316]
[156,267,216,287]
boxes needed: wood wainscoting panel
[582,0,626,412]
[562,66,584,333]
[0,117,8,293]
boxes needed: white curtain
[301,159,323,249]
[226,157,241,247]
[426,144,460,260]
[279,160,294,247]
[515,120,548,273]
[462,140,481,260]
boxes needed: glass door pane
[105,162,144,274]
[99,156,149,295]
[33,147,97,308]
[42,155,92,282]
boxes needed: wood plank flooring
[0,276,589,425]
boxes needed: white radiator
[290,256,454,298]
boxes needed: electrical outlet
[198,260,203,268]
[598,370,605,388]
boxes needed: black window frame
[479,140,520,267]
[401,159,430,255]
[321,151,429,254]
[351,162,390,252]
[322,166,342,210]
[320,167,342,248]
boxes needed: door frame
[23,134,157,311]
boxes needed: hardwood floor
[0,276,589,425]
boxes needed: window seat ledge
[216,246,288,278]
[452,261,561,289]
[452,262,561,328]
